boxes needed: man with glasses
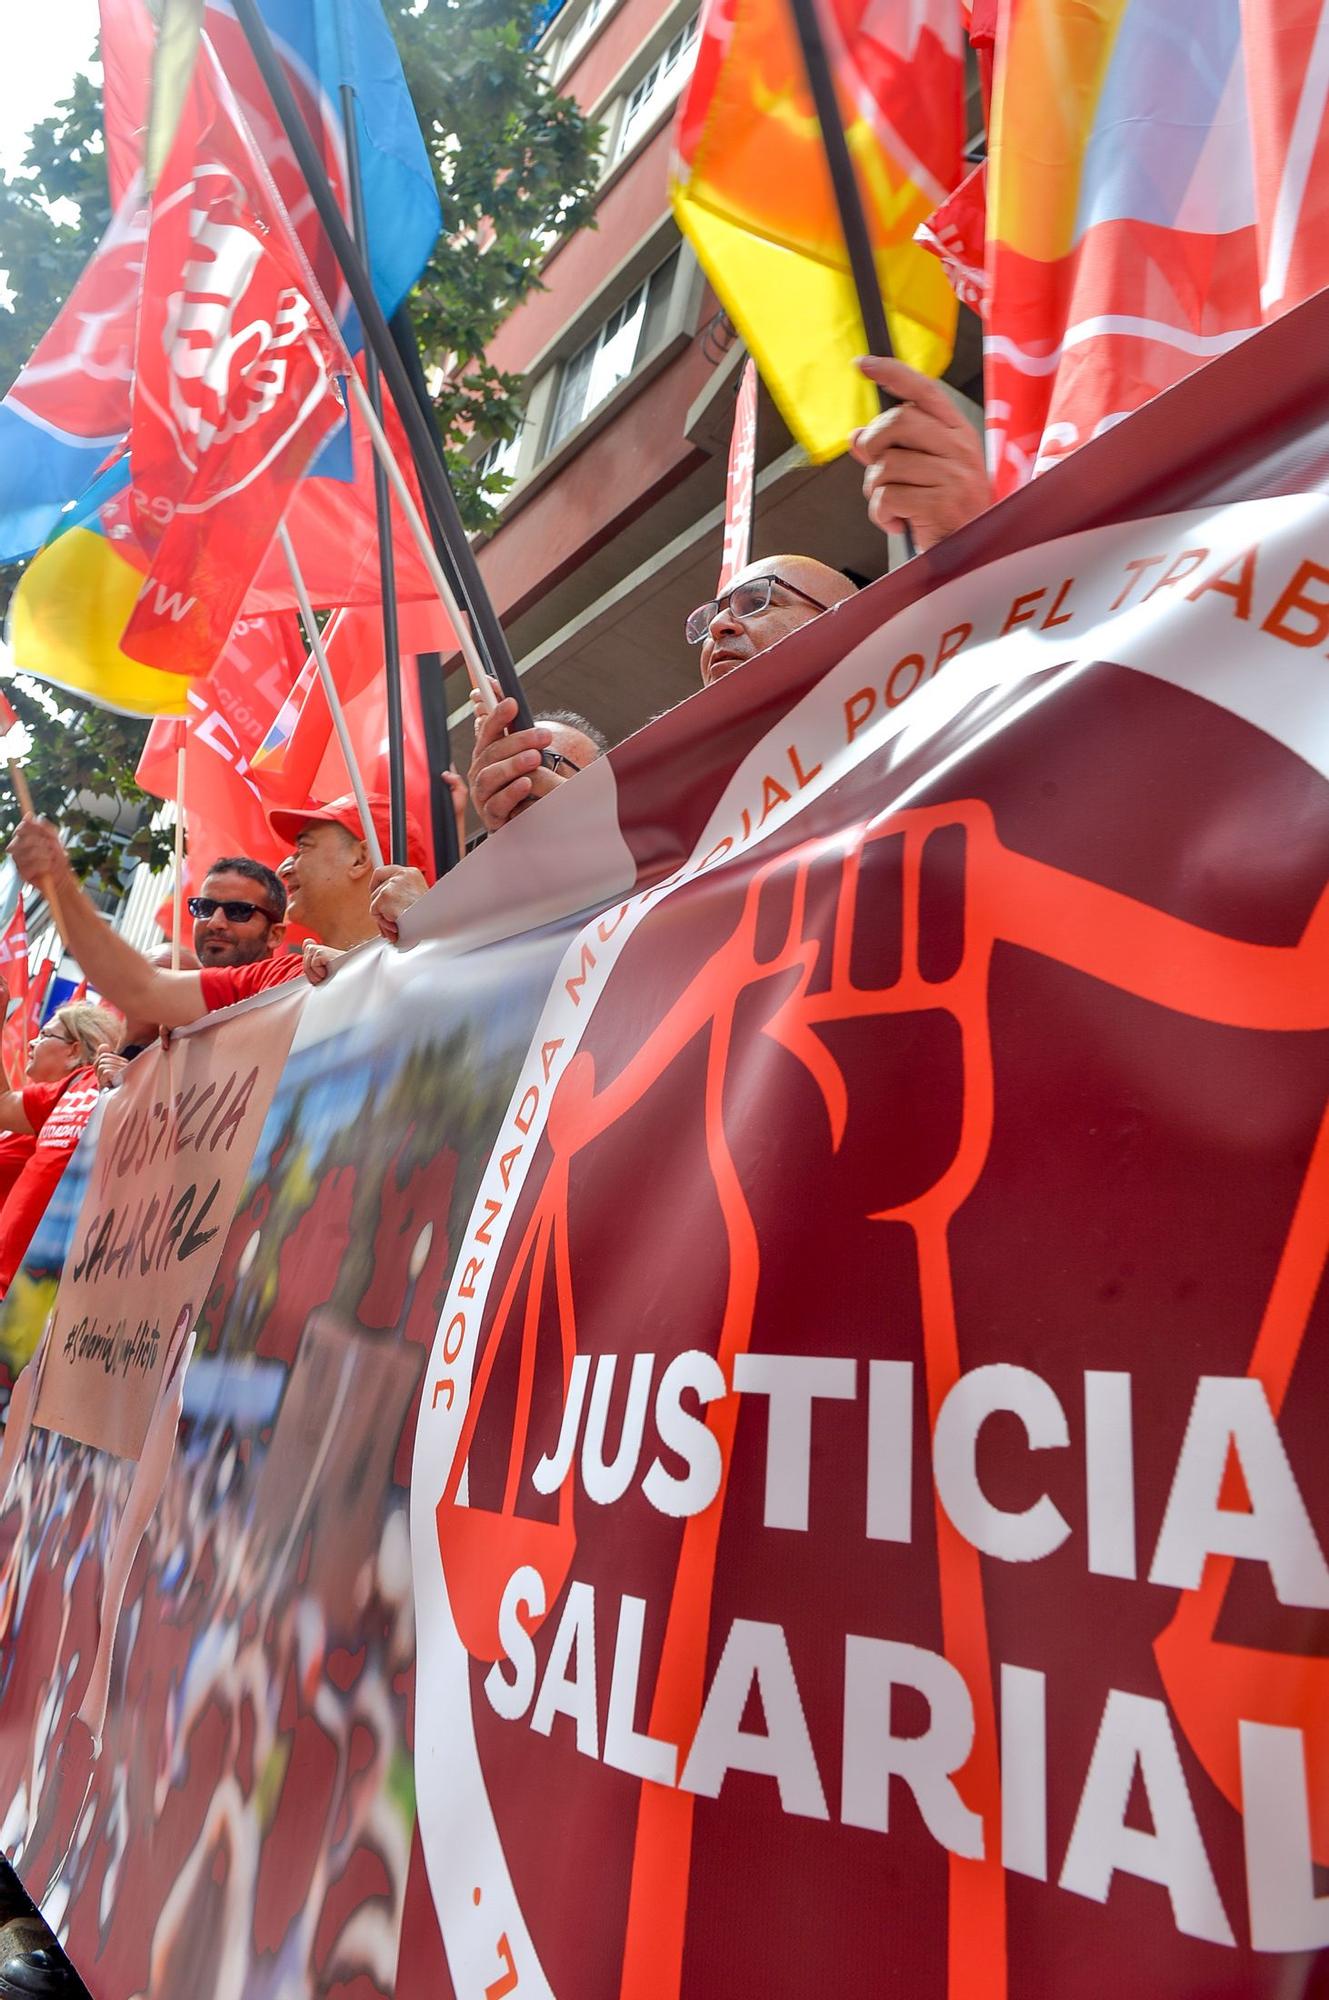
[686,554,858,687]
[189,858,287,971]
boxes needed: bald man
[469,556,854,824]
[358,556,855,955]
[688,553,857,687]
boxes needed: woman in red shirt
[0,1002,122,1297]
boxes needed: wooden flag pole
[784,0,916,561]
[6,761,69,951]
[278,522,385,870]
[171,736,187,972]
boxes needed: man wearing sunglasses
[189,858,287,971]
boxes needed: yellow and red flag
[672,0,965,462]
[940,0,1329,497]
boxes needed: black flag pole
[784,0,916,560]
[229,0,536,731]
[389,308,517,709]
[339,84,408,868]
[416,651,463,872]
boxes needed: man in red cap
[7,793,426,1026]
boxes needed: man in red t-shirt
[7,796,425,1028]
[0,1001,122,1295]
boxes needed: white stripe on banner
[986,315,1262,378]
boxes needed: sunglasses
[187,896,279,925]
[685,574,831,645]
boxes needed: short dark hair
[205,855,287,920]
[535,708,610,758]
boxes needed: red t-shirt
[198,953,304,1013]
[0,1068,102,1295]
[0,1132,36,1208]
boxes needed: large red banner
[0,293,1325,1997]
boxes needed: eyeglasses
[685,574,832,645]
[35,1026,74,1045]
[188,896,278,925]
[541,750,585,778]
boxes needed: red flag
[0,904,30,1081]
[0,690,19,737]
[243,356,441,615]
[0,907,28,989]
[136,612,306,872]
[120,52,343,682]
[716,359,758,593]
[1,959,52,1090]
[249,601,451,880]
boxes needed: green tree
[391,0,601,524]
[0,3,598,882]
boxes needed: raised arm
[8,818,207,1028]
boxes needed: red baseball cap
[267,792,431,876]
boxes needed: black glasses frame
[187,896,279,926]
[685,573,831,645]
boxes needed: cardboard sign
[33,982,304,1459]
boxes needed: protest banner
[33,982,304,1460]
[0,289,1324,1997]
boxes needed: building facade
[444,0,984,763]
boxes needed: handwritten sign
[34,982,304,1459]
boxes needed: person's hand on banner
[95,1051,128,1090]
[371,866,428,944]
[850,357,993,551]
[468,678,561,832]
[303,941,344,987]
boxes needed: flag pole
[339,81,408,868]
[5,762,69,950]
[228,0,533,730]
[784,0,915,560]
[415,652,462,873]
[171,734,186,972]
[388,306,516,707]
[339,366,498,712]
[278,522,385,870]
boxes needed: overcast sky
[0,0,99,174]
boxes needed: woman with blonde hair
[0,999,122,1297]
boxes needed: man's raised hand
[467,677,563,832]
[850,357,993,552]
[8,815,72,891]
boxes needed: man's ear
[269,921,288,950]
[349,838,373,880]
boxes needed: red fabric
[198,953,304,1014]
[97,0,155,207]
[120,45,342,682]
[1,960,51,1098]
[250,603,449,880]
[0,1133,35,1208]
[0,1068,101,1295]
[136,612,306,883]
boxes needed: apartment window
[545,249,679,453]
[556,0,609,78]
[475,431,523,487]
[615,13,700,161]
